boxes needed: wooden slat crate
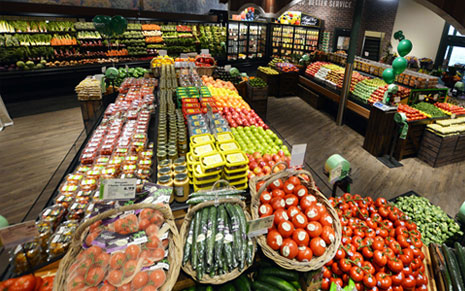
[418,130,465,167]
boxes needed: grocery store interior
[0,0,465,290]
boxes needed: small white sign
[0,221,38,249]
[159,50,167,56]
[451,113,456,119]
[247,215,275,238]
[102,179,137,201]
[329,165,342,184]
[224,65,232,71]
[125,65,129,74]
[101,66,107,73]
[200,49,210,55]
[180,53,188,59]
[394,97,401,103]
[290,144,307,168]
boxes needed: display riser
[256,70,279,97]
[394,121,431,161]
[418,131,465,167]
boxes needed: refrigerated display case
[226,21,267,61]
[271,23,320,58]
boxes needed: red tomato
[95,252,110,267]
[110,252,126,269]
[132,272,149,289]
[125,245,141,260]
[306,221,323,237]
[294,185,308,198]
[296,246,313,262]
[280,238,298,259]
[277,221,295,237]
[320,213,333,227]
[321,278,330,290]
[149,269,166,288]
[321,226,335,245]
[300,195,317,211]
[260,191,272,204]
[287,206,301,218]
[310,237,326,256]
[146,235,161,249]
[269,179,284,190]
[373,250,387,266]
[402,274,416,289]
[283,181,296,194]
[416,272,427,286]
[363,274,377,288]
[335,246,346,260]
[271,197,285,210]
[85,267,105,286]
[391,271,405,286]
[9,275,36,291]
[274,208,289,225]
[305,204,322,221]
[376,272,392,289]
[124,260,138,277]
[67,275,85,290]
[272,189,285,198]
[315,203,327,216]
[387,258,404,273]
[292,212,308,229]
[350,266,364,282]
[292,228,310,246]
[259,204,273,217]
[284,194,298,208]
[256,181,265,191]
[287,176,301,186]
[267,230,283,250]
[107,270,123,285]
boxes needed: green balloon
[388,84,398,94]
[110,15,128,35]
[382,68,396,84]
[93,15,112,37]
[392,57,408,75]
[397,39,413,57]
[0,215,8,228]
[105,67,118,79]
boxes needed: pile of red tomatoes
[322,194,427,291]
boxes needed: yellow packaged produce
[227,176,248,190]
[216,140,241,153]
[200,152,225,173]
[190,133,215,147]
[192,143,217,160]
[215,132,235,143]
[192,163,221,182]
[222,171,248,184]
[222,151,249,172]
[223,164,248,177]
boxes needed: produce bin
[278,71,299,97]
[246,82,268,101]
[256,70,280,97]
[418,130,465,167]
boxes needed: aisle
[0,107,83,224]
[266,96,465,216]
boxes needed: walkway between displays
[264,96,464,217]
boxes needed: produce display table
[278,70,298,97]
[418,130,465,167]
[256,70,279,97]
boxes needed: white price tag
[101,66,106,73]
[290,144,307,168]
[102,179,137,201]
[125,65,129,74]
[200,49,210,55]
[247,215,274,238]
[451,113,456,119]
[0,221,38,249]
[180,53,188,59]
[159,50,167,56]
[329,165,342,184]
[224,65,232,71]
[394,97,401,103]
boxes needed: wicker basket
[53,203,182,291]
[249,168,341,272]
[180,198,256,284]
[196,66,216,76]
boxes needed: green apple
[275,139,283,146]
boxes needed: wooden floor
[0,107,83,224]
[266,96,465,216]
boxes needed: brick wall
[289,0,400,58]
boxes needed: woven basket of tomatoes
[320,194,428,290]
[53,203,182,291]
[250,168,342,272]
[180,198,257,284]
[195,55,216,76]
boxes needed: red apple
[259,161,267,168]
[278,150,285,157]
[253,152,262,160]
[268,160,276,168]
[249,161,258,170]
[248,171,256,179]
[253,167,263,175]
[263,153,272,163]
[272,154,281,162]
[273,166,281,173]
[263,166,272,175]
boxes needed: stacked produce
[202,76,250,110]
[398,104,428,121]
[74,22,95,30]
[435,102,465,116]
[195,25,226,57]
[275,62,299,72]
[325,66,345,87]
[428,117,465,135]
[305,62,329,77]
[112,67,149,87]
[151,55,174,68]
[247,151,290,179]
[268,57,286,68]
[324,194,427,290]
[258,66,279,75]
[248,77,267,89]
[75,78,102,101]
[221,107,268,129]
[394,195,463,245]
[352,78,386,104]
[429,243,465,291]
[0,20,74,32]
[76,31,101,40]
[0,274,55,290]
[230,126,288,156]
[412,102,448,118]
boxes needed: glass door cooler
[227,21,268,62]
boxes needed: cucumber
[260,267,299,282]
[214,205,226,271]
[290,281,301,290]
[225,203,242,266]
[454,242,465,282]
[191,211,202,270]
[443,263,454,291]
[189,189,245,198]
[206,206,218,268]
[197,207,210,279]
[206,286,213,291]
[182,287,195,291]
[246,239,254,266]
[233,274,251,291]
[183,216,195,265]
[187,195,245,204]
[233,204,248,268]
[442,244,465,291]
[257,275,297,291]
[218,283,236,291]
[223,210,235,269]
[252,280,276,291]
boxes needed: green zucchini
[183,216,195,265]
[197,207,210,279]
[252,280,276,291]
[290,281,301,290]
[223,209,235,269]
[454,242,465,283]
[191,211,202,270]
[256,276,296,291]
[205,286,213,291]
[233,274,251,291]
[233,204,248,268]
[225,203,242,266]
[206,206,218,268]
[260,267,299,282]
[218,282,236,291]
[214,205,226,271]
[442,244,465,291]
[444,263,454,291]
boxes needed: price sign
[0,221,38,249]
[180,53,188,59]
[125,65,129,74]
[452,113,456,119]
[247,215,274,238]
[101,66,106,73]
[290,144,307,168]
[158,50,167,56]
[329,165,342,184]
[200,49,210,55]
[224,65,232,71]
[101,179,137,201]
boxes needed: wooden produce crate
[246,82,268,101]
[394,119,432,161]
[79,99,102,134]
[418,130,465,167]
[278,70,299,97]
[256,70,279,96]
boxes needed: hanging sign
[247,215,275,238]
[301,14,320,26]
[290,144,307,168]
[101,179,137,200]
[307,0,352,9]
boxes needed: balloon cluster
[92,15,128,37]
[382,31,413,93]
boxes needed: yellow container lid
[228,176,248,188]
[200,152,225,172]
[215,132,235,143]
[192,143,217,160]
[222,151,249,169]
[223,166,248,178]
[193,174,220,185]
[193,180,218,192]
[190,133,215,146]
[192,163,222,180]
[216,140,241,153]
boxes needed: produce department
[1,2,465,291]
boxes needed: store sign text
[307,0,352,9]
